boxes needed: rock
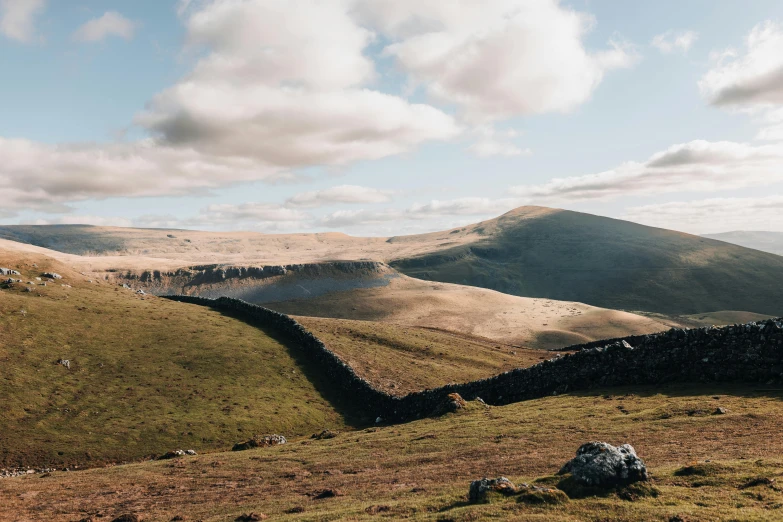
[111,515,141,522]
[375,416,383,424]
[57,359,71,370]
[158,450,186,460]
[136,289,146,295]
[446,392,467,412]
[0,268,21,275]
[24,287,33,293]
[185,449,197,456]
[468,477,517,503]
[713,407,727,415]
[563,442,647,487]
[232,434,286,451]
[311,430,338,440]
[122,283,131,289]
[43,272,63,280]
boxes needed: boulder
[232,434,286,451]
[0,268,20,276]
[43,272,63,280]
[561,442,647,487]
[158,450,186,460]
[468,477,517,503]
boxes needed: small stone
[468,477,517,503]
[232,434,286,451]
[713,407,727,415]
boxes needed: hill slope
[703,231,783,256]
[269,275,675,349]
[390,207,783,315]
[0,247,350,468]
[3,383,783,521]
[3,206,783,315]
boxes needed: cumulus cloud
[700,21,783,107]
[358,0,638,122]
[622,196,783,234]
[73,11,136,43]
[0,138,290,216]
[286,185,393,208]
[651,30,698,54]
[136,0,460,168]
[510,140,783,202]
[0,0,45,43]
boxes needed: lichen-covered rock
[564,442,647,487]
[468,477,517,503]
[43,272,63,280]
[232,434,286,451]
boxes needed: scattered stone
[313,488,341,499]
[311,430,338,440]
[232,434,286,451]
[57,359,71,370]
[713,407,727,415]
[561,442,648,488]
[167,234,177,239]
[158,450,186,460]
[375,416,383,424]
[185,449,197,456]
[468,477,517,503]
[43,272,63,280]
[136,289,146,295]
[0,268,20,276]
[24,287,33,293]
[122,283,131,289]
[111,515,141,522]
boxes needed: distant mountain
[3,206,783,316]
[389,207,783,316]
[702,231,783,256]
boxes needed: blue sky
[2,0,783,234]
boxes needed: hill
[4,206,783,315]
[269,275,676,349]
[0,247,350,468]
[390,207,783,315]
[3,383,783,521]
[703,231,783,256]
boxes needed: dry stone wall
[164,295,783,423]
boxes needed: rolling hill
[0,246,351,468]
[703,231,783,256]
[3,206,783,316]
[390,207,783,315]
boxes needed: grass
[0,251,350,468]
[295,316,559,395]
[3,383,783,520]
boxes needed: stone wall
[164,295,783,424]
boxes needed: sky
[2,0,783,236]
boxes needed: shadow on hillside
[208,307,371,429]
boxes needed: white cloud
[700,21,783,107]
[622,196,783,234]
[651,30,698,54]
[133,203,311,232]
[358,0,638,122]
[136,0,461,168]
[467,126,530,157]
[0,0,45,43]
[73,11,136,43]
[286,185,393,208]
[0,137,289,217]
[510,140,783,202]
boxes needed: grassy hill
[3,383,783,521]
[390,207,783,315]
[295,316,558,395]
[703,231,783,256]
[0,248,351,468]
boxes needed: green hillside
[0,249,349,468]
[390,207,783,315]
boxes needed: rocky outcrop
[468,477,517,503]
[164,295,783,424]
[113,261,394,304]
[0,268,20,276]
[232,434,287,451]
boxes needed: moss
[517,487,569,505]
